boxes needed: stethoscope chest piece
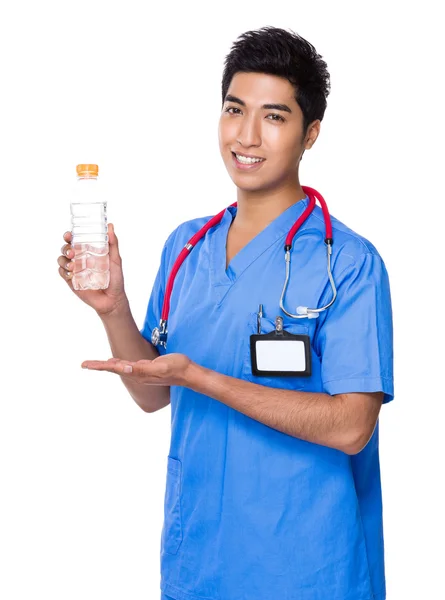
[151,319,168,348]
[151,328,160,346]
[250,314,312,377]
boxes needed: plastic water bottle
[70,164,110,290]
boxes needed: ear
[305,119,321,150]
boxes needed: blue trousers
[161,595,175,600]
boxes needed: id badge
[250,314,312,377]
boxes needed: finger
[57,254,72,269]
[58,256,74,281]
[107,223,122,263]
[129,359,154,376]
[61,243,73,258]
[81,359,133,373]
[59,265,74,285]
[81,360,114,371]
[100,358,131,371]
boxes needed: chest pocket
[242,311,310,391]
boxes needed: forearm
[184,363,358,454]
[99,304,170,412]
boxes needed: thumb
[107,223,122,261]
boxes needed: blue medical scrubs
[140,194,394,600]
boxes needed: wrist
[98,297,131,322]
[182,360,210,391]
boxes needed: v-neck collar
[210,194,309,291]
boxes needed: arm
[183,363,383,455]
[99,303,170,413]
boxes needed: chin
[233,179,268,193]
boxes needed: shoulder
[307,203,388,275]
[163,214,215,248]
[160,213,216,265]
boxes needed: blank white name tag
[250,330,312,377]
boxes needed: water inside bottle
[70,200,110,290]
[71,242,110,290]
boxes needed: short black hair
[221,26,331,136]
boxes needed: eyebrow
[224,94,293,114]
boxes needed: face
[218,72,320,193]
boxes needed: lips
[231,152,266,171]
[232,151,265,160]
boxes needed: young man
[86,26,393,600]
[140,26,393,600]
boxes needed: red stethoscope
[151,186,337,349]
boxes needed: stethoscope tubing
[152,186,336,347]
[280,186,337,319]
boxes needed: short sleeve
[139,241,169,356]
[313,253,394,404]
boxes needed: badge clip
[249,310,312,377]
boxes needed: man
[84,26,394,600]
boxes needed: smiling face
[218,72,320,194]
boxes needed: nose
[236,113,262,149]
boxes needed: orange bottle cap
[76,164,99,176]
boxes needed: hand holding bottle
[58,223,129,317]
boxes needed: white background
[1,1,443,598]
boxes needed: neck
[233,178,306,232]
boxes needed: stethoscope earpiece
[296,306,319,319]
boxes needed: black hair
[221,26,331,136]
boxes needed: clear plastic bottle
[70,164,110,290]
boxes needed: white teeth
[235,154,264,164]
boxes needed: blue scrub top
[140,194,394,600]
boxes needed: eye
[224,107,285,122]
[225,106,241,114]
